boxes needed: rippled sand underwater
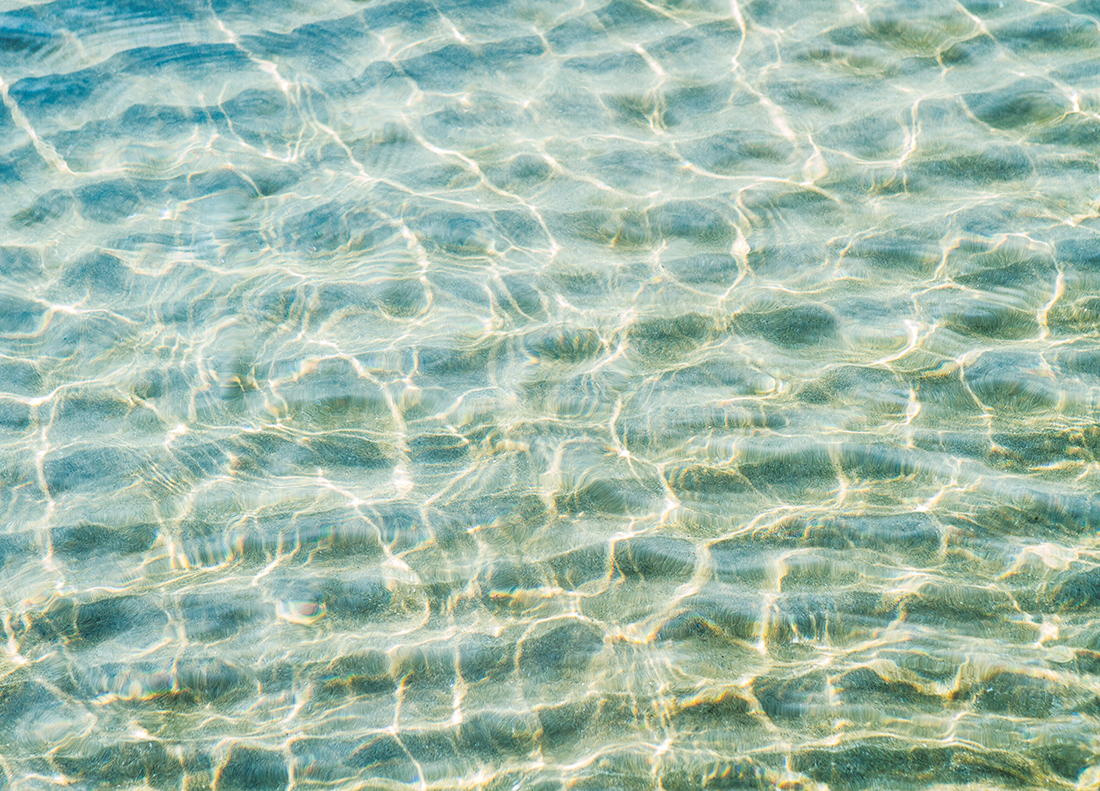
[3,0,1100,788]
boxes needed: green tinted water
[1,0,1100,789]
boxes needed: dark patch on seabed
[2,0,1100,788]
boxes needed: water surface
[2,0,1100,789]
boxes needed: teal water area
[2,0,1100,788]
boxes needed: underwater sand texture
[2,0,1100,788]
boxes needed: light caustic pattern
[1,0,1100,788]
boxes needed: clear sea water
[2,0,1100,788]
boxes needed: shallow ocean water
[2,0,1100,788]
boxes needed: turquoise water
[2,0,1100,788]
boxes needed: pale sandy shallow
[1,0,1100,789]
